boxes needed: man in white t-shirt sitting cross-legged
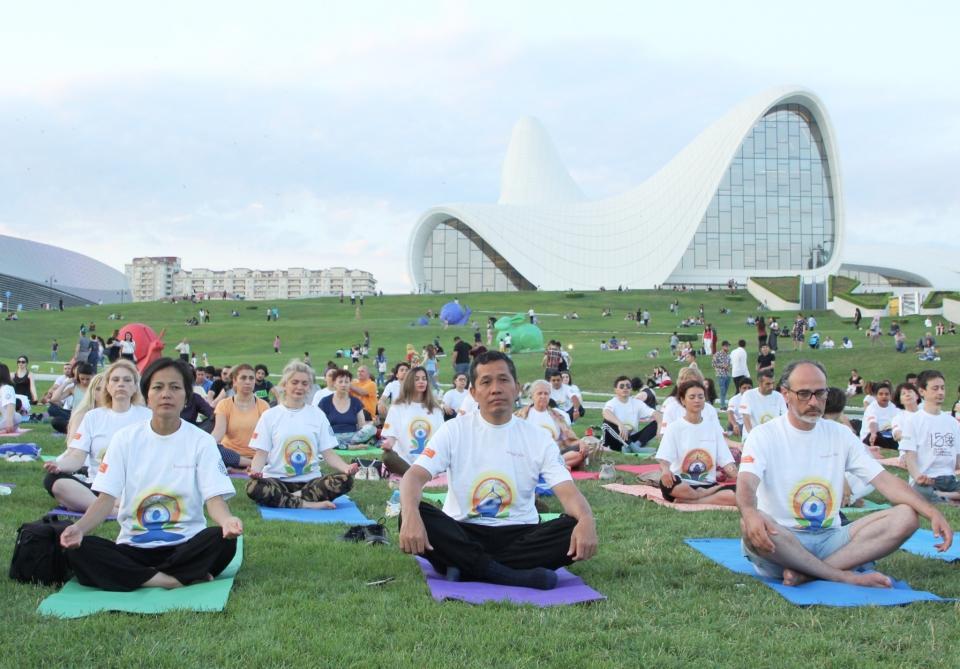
[399,351,598,590]
[737,360,952,588]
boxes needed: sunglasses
[17,360,27,364]
[616,383,632,389]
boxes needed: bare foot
[846,571,893,588]
[143,572,184,589]
[291,489,303,498]
[302,500,337,510]
[782,569,812,587]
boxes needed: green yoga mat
[38,537,243,619]
[334,447,384,458]
[41,455,57,462]
[842,500,892,514]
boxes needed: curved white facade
[0,234,130,307]
[409,87,845,292]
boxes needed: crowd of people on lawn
[2,306,959,597]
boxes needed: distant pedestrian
[273,335,281,354]
[51,339,59,361]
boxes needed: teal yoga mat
[334,447,383,458]
[842,500,891,514]
[38,536,243,619]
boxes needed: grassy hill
[2,290,960,668]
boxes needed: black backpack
[9,516,74,586]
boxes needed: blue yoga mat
[685,538,949,607]
[900,528,960,562]
[258,495,371,525]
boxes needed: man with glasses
[737,360,952,588]
[601,375,661,452]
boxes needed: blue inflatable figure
[439,301,472,326]
[494,313,544,353]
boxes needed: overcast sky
[1,1,957,292]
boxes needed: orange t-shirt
[350,379,379,418]
[215,396,270,457]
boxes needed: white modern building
[125,256,182,303]
[1,235,130,309]
[172,266,377,301]
[409,87,847,293]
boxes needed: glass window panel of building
[672,104,836,274]
[420,220,533,293]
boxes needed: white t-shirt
[413,412,572,526]
[656,416,734,485]
[730,347,748,377]
[603,396,655,432]
[522,406,570,445]
[94,419,234,547]
[0,385,15,411]
[740,389,787,436]
[311,387,333,408]
[739,416,883,530]
[382,402,445,464]
[860,400,898,440]
[250,404,338,481]
[727,393,744,426]
[898,410,960,480]
[442,388,469,413]
[565,383,583,401]
[381,380,402,405]
[67,405,153,471]
[550,385,574,412]
[458,394,479,415]
[892,408,918,440]
[662,396,720,429]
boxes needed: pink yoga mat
[877,456,905,469]
[614,464,660,475]
[570,470,599,480]
[602,483,737,512]
[415,557,605,606]
[0,428,31,437]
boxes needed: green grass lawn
[2,290,960,668]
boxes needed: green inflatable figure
[494,313,544,353]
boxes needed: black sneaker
[362,523,389,546]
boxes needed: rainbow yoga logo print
[679,448,714,482]
[283,436,316,477]
[790,479,835,529]
[468,473,515,519]
[408,418,433,457]
[131,492,185,543]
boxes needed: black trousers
[414,502,576,579]
[602,419,657,451]
[863,433,899,450]
[66,527,236,591]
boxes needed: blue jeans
[717,375,730,405]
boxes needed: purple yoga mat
[415,557,605,607]
[229,472,250,479]
[49,507,117,520]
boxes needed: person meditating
[42,360,152,512]
[318,369,376,449]
[656,379,738,506]
[602,375,661,453]
[246,360,358,509]
[899,370,960,502]
[380,366,444,476]
[59,358,242,591]
[737,360,952,588]
[211,364,269,471]
[515,380,590,470]
[398,351,598,591]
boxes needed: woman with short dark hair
[59,357,242,591]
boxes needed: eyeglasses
[784,387,828,402]
[616,383,632,389]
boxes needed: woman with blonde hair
[517,380,590,469]
[380,366,444,476]
[42,359,151,512]
[246,360,358,509]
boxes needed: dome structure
[409,87,845,292]
[0,235,130,309]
